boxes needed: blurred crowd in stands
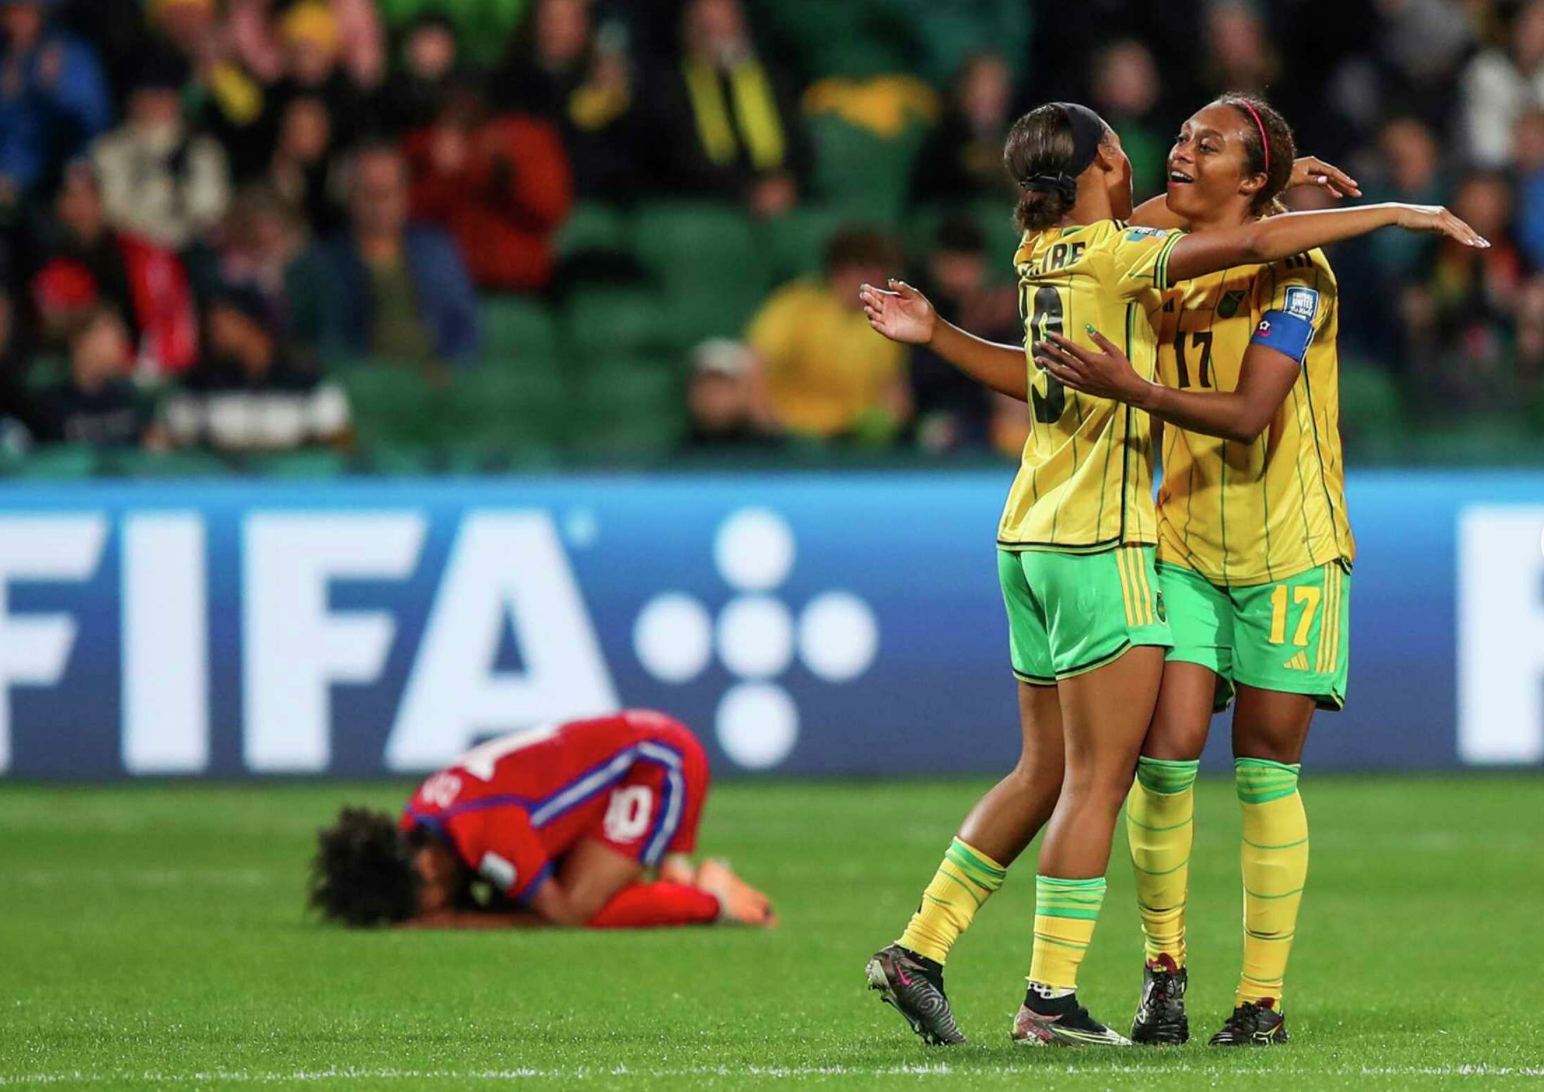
[1,0,1542,472]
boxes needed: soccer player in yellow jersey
[859,98,1488,1049]
[1035,94,1437,1048]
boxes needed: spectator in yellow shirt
[746,228,911,442]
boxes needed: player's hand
[1035,327,1151,406]
[1394,204,1491,248]
[1290,156,1360,199]
[859,279,936,345]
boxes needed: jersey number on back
[1027,286,1067,423]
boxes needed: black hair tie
[1022,172,1079,204]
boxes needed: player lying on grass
[310,710,775,929]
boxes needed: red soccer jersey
[400,710,707,903]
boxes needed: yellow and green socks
[1028,874,1107,990]
[1235,757,1310,1008]
[897,837,1007,965]
[1126,756,1200,968]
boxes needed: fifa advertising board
[0,471,1540,779]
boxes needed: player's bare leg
[868,681,1064,1045]
[1126,661,1217,1045]
[1231,685,1314,766]
[956,681,1066,864]
[561,839,774,928]
[1211,685,1315,1046]
[658,852,774,925]
[1144,663,1218,760]
[1013,646,1163,1047]
[557,838,647,917]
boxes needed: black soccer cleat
[1209,1000,1290,1046]
[865,944,966,1045]
[1130,957,1190,1045]
[1011,988,1132,1047]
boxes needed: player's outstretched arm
[1035,328,1299,444]
[860,279,1029,402]
[1166,203,1487,285]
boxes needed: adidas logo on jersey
[1283,651,1311,671]
[1218,289,1247,318]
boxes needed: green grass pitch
[3,774,1543,1090]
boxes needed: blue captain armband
[1250,285,1320,363]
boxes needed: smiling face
[1165,103,1266,225]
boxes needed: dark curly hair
[309,807,421,927]
[1210,93,1296,215]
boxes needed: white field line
[2,1063,1542,1085]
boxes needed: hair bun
[1022,172,1079,204]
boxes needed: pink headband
[1240,101,1269,174]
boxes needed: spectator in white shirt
[92,52,231,249]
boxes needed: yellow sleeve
[1093,225,1186,301]
[1249,253,1336,361]
[1252,252,1336,325]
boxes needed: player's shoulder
[1086,220,1177,254]
[1259,246,1337,288]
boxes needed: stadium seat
[761,205,848,283]
[377,0,524,67]
[248,449,350,477]
[1337,364,1407,460]
[9,445,99,478]
[339,364,445,449]
[444,367,570,452]
[806,113,930,226]
[632,203,768,344]
[633,203,757,283]
[481,297,560,362]
[572,358,686,458]
[557,201,631,258]
[1418,417,1536,465]
[561,286,674,358]
[362,445,434,476]
[758,1,900,78]
[103,449,230,478]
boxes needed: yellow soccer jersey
[1154,248,1356,586]
[998,220,1183,551]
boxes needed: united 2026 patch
[1284,286,1320,322]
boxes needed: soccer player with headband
[860,98,1485,1047]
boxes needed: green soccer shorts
[998,545,1174,685]
[1157,560,1351,711]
